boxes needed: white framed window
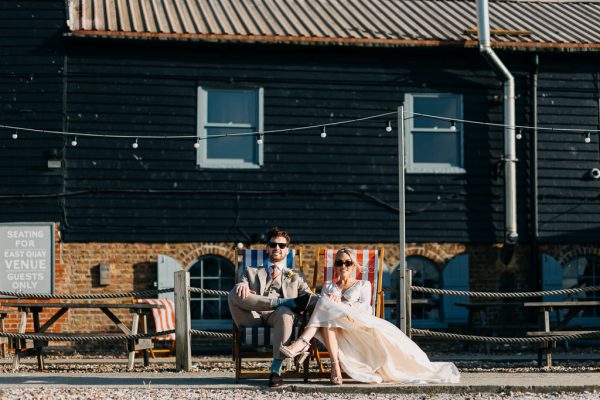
[405,93,465,173]
[189,255,235,330]
[197,87,264,168]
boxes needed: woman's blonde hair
[335,248,358,266]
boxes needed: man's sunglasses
[334,260,354,267]
[268,242,288,249]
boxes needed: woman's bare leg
[321,327,342,382]
[286,326,318,352]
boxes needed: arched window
[407,256,442,323]
[188,255,235,330]
[385,256,444,328]
[564,255,600,319]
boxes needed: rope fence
[409,285,600,298]
[3,280,599,369]
[0,288,174,299]
[411,329,600,344]
[190,329,233,339]
[0,330,175,342]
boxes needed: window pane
[221,298,232,319]
[221,278,235,291]
[203,300,220,319]
[413,97,458,129]
[207,127,256,162]
[564,256,600,318]
[203,258,219,277]
[203,279,220,298]
[187,255,235,323]
[407,257,441,321]
[207,90,256,124]
[190,300,202,319]
[413,132,460,165]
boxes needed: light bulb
[71,137,78,147]
[257,135,263,144]
[193,140,200,149]
[450,120,457,131]
[320,127,327,138]
[585,132,591,144]
[132,139,139,149]
[12,132,18,140]
[515,130,522,140]
[385,121,392,133]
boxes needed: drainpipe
[476,0,519,254]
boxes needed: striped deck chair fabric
[238,249,296,277]
[321,248,383,316]
[138,298,175,341]
[240,325,302,347]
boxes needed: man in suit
[228,227,313,387]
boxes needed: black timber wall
[61,38,534,244]
[3,1,600,244]
[0,1,65,222]
[536,54,600,243]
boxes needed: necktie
[271,265,279,279]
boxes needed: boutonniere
[284,270,297,280]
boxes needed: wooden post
[175,270,192,371]
[406,269,412,338]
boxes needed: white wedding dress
[306,280,460,384]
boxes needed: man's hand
[236,284,255,299]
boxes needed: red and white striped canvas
[138,298,176,341]
[322,249,380,314]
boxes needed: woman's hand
[327,293,341,303]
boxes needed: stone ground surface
[1,346,600,399]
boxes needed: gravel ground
[0,388,599,400]
[2,348,600,400]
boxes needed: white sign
[0,223,54,294]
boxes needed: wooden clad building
[1,0,600,333]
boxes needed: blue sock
[271,358,283,374]
[271,298,295,309]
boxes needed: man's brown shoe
[268,372,283,387]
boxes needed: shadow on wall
[133,262,158,292]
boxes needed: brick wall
[3,224,596,352]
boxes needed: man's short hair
[266,226,290,244]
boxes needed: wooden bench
[524,301,600,367]
[0,302,163,370]
[526,330,600,367]
[0,312,7,358]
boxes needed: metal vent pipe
[476,0,518,245]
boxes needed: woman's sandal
[279,336,311,364]
[330,360,343,385]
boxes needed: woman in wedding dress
[280,248,460,385]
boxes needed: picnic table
[0,301,164,370]
[454,301,524,352]
[524,300,600,367]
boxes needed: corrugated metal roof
[67,0,600,50]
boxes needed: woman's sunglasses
[268,242,288,249]
[334,260,354,267]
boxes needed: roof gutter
[476,0,519,253]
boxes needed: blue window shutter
[442,254,469,324]
[157,254,182,301]
[542,254,563,301]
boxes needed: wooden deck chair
[136,298,176,357]
[308,247,385,376]
[232,247,309,382]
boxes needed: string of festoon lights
[1,110,600,148]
